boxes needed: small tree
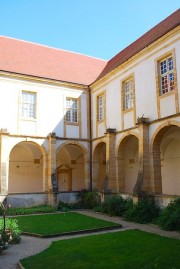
[0,202,21,253]
[0,202,8,252]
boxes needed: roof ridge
[0,35,107,62]
[110,8,180,62]
[95,8,180,82]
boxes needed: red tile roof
[0,36,107,85]
[95,9,180,82]
[0,9,179,86]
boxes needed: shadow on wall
[7,91,88,195]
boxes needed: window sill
[21,118,37,122]
[65,122,79,126]
[159,90,175,99]
[123,107,134,113]
[97,119,105,124]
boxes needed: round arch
[57,141,88,161]
[116,133,139,194]
[116,131,139,157]
[151,120,180,195]
[56,141,88,192]
[92,138,106,157]
[92,141,106,191]
[8,141,47,194]
[151,120,180,150]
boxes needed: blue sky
[0,0,179,60]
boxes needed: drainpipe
[88,86,92,191]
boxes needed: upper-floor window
[159,56,174,95]
[21,91,36,119]
[65,97,78,123]
[97,94,105,121]
[123,78,134,110]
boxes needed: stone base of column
[133,193,155,204]
[48,192,58,207]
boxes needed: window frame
[65,97,78,124]
[155,49,179,119]
[21,91,37,120]
[159,55,175,95]
[123,77,134,110]
[121,76,134,112]
[97,93,105,122]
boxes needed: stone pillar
[116,156,125,191]
[152,150,162,194]
[43,151,49,192]
[84,159,91,190]
[92,160,99,190]
[47,133,58,207]
[105,128,117,193]
[0,133,10,195]
[133,118,151,197]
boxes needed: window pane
[65,97,78,123]
[72,99,77,109]
[98,95,104,121]
[160,60,167,75]
[21,92,36,119]
[66,109,71,122]
[169,73,174,91]
[124,79,133,110]
[66,98,71,108]
[160,56,174,95]
[22,103,28,118]
[168,57,173,71]
[72,109,78,122]
[161,75,168,94]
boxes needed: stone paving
[0,210,179,269]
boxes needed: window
[123,78,134,110]
[97,94,105,121]
[65,98,78,123]
[21,91,36,119]
[159,56,174,95]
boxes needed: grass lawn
[20,230,180,269]
[14,212,118,235]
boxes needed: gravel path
[0,210,179,269]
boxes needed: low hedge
[94,195,133,216]
[2,205,56,216]
[157,198,180,231]
[124,198,160,224]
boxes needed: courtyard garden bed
[12,212,120,237]
[20,229,180,269]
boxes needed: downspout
[88,85,92,191]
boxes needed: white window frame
[123,78,134,110]
[21,91,36,119]
[159,56,174,95]
[65,97,78,123]
[97,94,105,121]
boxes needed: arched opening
[117,135,139,193]
[56,144,85,191]
[152,125,180,195]
[9,142,44,193]
[92,142,106,191]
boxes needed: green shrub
[94,195,133,216]
[0,218,21,253]
[1,218,21,243]
[57,201,81,212]
[78,190,101,209]
[157,198,180,231]
[6,205,56,215]
[124,198,160,224]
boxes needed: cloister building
[0,9,179,207]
